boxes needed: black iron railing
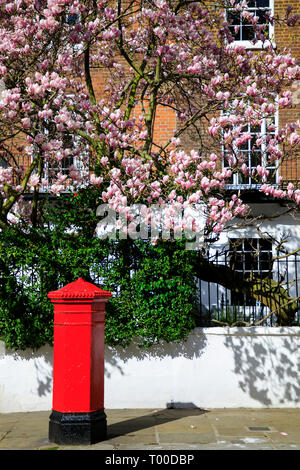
[195,249,300,327]
[7,244,300,330]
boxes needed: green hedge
[0,187,197,350]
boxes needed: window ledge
[230,40,277,50]
[225,184,263,190]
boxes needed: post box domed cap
[48,277,112,300]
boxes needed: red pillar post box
[48,277,112,445]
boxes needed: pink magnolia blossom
[30,175,40,187]
[0,0,298,240]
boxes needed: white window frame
[222,108,279,190]
[226,0,275,50]
[32,96,90,192]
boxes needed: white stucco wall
[1,326,300,413]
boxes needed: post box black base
[49,409,107,445]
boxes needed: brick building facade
[2,1,300,192]
[88,0,300,191]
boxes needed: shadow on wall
[104,330,208,378]
[1,330,208,399]
[224,330,300,406]
[2,344,53,398]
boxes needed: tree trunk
[192,253,298,326]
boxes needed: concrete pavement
[0,408,299,451]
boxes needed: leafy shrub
[0,188,197,350]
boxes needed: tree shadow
[2,343,53,397]
[107,404,208,439]
[2,329,209,405]
[105,329,208,378]
[224,328,300,406]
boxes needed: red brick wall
[91,2,300,186]
[275,1,300,184]
[91,66,177,147]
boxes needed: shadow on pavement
[107,403,208,438]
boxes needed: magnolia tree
[0,0,300,245]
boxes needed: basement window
[229,237,273,305]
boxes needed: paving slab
[0,408,300,451]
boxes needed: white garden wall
[1,326,300,413]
